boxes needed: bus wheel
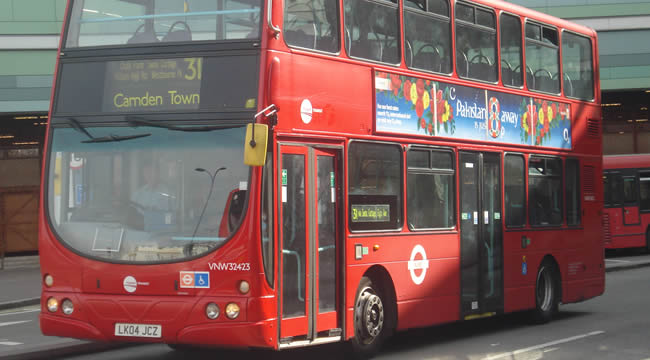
[531,261,559,324]
[645,228,650,253]
[349,276,387,359]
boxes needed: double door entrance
[459,152,504,318]
[278,144,341,343]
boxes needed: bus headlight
[225,303,240,319]
[205,303,220,320]
[44,274,54,287]
[238,280,250,294]
[47,297,59,313]
[62,299,74,315]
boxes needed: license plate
[115,323,161,338]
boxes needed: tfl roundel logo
[123,276,137,293]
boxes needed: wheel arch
[362,265,398,334]
[538,254,563,303]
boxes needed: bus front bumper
[39,293,277,349]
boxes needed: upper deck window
[404,0,451,74]
[454,2,497,82]
[283,0,340,52]
[344,0,400,64]
[500,13,523,87]
[525,22,560,94]
[65,0,262,48]
[562,32,594,100]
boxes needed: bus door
[278,144,341,343]
[459,152,504,318]
[622,175,640,226]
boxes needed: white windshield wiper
[64,117,151,143]
[126,116,245,132]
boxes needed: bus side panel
[268,51,374,136]
[345,233,460,336]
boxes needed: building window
[529,156,562,226]
[404,0,451,74]
[504,154,525,227]
[348,142,402,231]
[407,148,455,230]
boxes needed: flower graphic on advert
[559,103,567,120]
[528,104,537,137]
[390,74,401,96]
[420,117,426,129]
[410,83,418,106]
[415,98,424,118]
[416,79,425,97]
[442,101,452,123]
[422,90,430,111]
[404,80,412,102]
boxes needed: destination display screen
[54,54,260,116]
[351,204,390,223]
[104,58,203,112]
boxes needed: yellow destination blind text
[104,57,203,112]
[113,91,200,109]
[351,204,390,223]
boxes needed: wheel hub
[361,292,384,338]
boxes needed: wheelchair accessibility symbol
[194,272,210,289]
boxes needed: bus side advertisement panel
[374,71,572,150]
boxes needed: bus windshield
[47,124,250,263]
[65,0,262,48]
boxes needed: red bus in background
[40,0,604,357]
[603,154,650,251]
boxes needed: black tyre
[645,228,650,254]
[348,276,391,359]
[531,260,559,324]
[167,344,199,352]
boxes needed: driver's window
[525,22,560,94]
[454,2,496,82]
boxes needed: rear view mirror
[244,123,268,166]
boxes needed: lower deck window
[348,142,402,231]
[529,156,562,226]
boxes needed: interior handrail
[80,9,259,23]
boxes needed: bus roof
[472,0,597,38]
[604,154,650,170]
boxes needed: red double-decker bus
[603,154,650,251]
[40,0,604,357]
